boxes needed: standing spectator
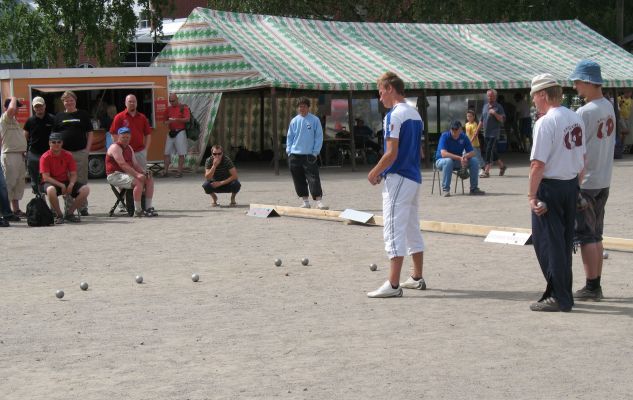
[617,90,632,151]
[202,144,241,207]
[527,74,585,312]
[367,71,426,298]
[0,97,27,217]
[477,89,507,178]
[286,97,328,210]
[569,60,616,301]
[515,92,532,150]
[23,96,54,192]
[465,109,483,169]
[110,94,152,173]
[39,132,90,224]
[53,91,93,216]
[162,93,190,178]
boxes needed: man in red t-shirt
[161,93,190,178]
[110,94,152,171]
[39,132,90,224]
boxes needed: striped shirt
[204,155,235,181]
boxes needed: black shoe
[0,218,9,227]
[470,188,486,196]
[4,214,20,222]
[574,286,603,301]
[80,209,89,216]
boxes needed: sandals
[211,202,219,207]
[479,171,490,178]
[174,172,183,178]
[229,202,237,208]
[144,207,159,217]
[499,166,507,176]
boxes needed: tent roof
[153,8,633,93]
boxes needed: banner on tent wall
[154,97,168,122]
[16,99,29,124]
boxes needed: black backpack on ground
[26,187,55,227]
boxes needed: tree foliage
[0,0,173,67]
[206,0,629,44]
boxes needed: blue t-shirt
[435,130,474,160]
[381,102,423,183]
[481,102,505,138]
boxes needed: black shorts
[574,188,609,244]
[484,137,499,163]
[41,181,85,198]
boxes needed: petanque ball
[192,273,200,282]
[79,282,89,291]
[603,251,609,259]
[56,289,64,299]
[301,258,309,266]
[135,275,143,284]
[370,263,378,271]
[274,258,282,267]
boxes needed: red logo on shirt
[597,117,614,139]
[564,126,583,149]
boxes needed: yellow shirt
[618,96,631,120]
[465,121,479,147]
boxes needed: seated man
[353,118,381,153]
[39,132,90,224]
[435,120,485,197]
[106,127,158,217]
[202,144,241,207]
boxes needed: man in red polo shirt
[110,94,152,172]
[162,93,190,178]
[39,132,90,224]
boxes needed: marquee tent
[152,7,633,171]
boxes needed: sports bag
[26,193,55,227]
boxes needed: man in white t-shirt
[527,74,586,312]
[569,60,616,301]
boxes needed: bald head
[125,94,137,113]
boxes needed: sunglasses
[212,152,223,156]
[50,140,62,144]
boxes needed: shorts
[41,181,85,198]
[574,187,609,244]
[164,130,187,156]
[484,137,499,163]
[1,152,25,201]
[135,149,147,172]
[202,179,241,194]
[107,171,134,189]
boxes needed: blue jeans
[435,157,480,192]
[0,161,13,217]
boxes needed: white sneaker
[316,201,329,210]
[401,276,427,290]
[299,202,311,208]
[367,280,403,298]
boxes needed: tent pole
[348,91,356,171]
[436,90,441,145]
[260,90,265,153]
[272,87,279,175]
[421,90,429,168]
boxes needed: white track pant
[382,173,425,259]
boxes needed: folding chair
[431,162,466,195]
[109,185,134,217]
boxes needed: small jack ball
[191,273,200,282]
[301,258,309,266]
[79,282,88,291]
[274,259,282,267]
[56,289,64,299]
[135,275,143,284]
[370,263,378,271]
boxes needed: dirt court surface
[2,153,632,399]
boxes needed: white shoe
[316,201,329,210]
[367,280,403,298]
[299,202,311,208]
[401,276,427,290]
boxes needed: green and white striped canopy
[153,8,633,93]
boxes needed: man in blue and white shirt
[286,97,328,210]
[367,71,426,298]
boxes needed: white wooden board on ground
[339,209,375,225]
[484,230,532,246]
[247,207,280,218]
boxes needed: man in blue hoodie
[286,97,328,210]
